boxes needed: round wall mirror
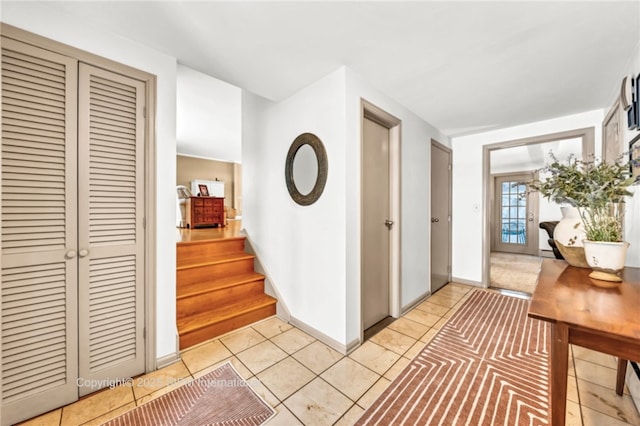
[292,144,318,195]
[285,133,328,206]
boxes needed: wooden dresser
[186,196,224,228]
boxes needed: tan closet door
[77,64,145,395]
[1,38,79,424]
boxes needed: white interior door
[362,117,391,330]
[430,141,452,293]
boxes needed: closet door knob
[79,249,89,258]
[66,250,77,259]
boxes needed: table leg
[616,358,628,396]
[551,323,569,426]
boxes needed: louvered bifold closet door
[77,64,145,396]
[1,38,79,424]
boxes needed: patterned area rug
[491,252,542,294]
[103,362,275,426]
[356,290,550,425]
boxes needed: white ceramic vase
[583,240,630,283]
[553,206,589,268]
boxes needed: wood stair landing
[177,235,276,349]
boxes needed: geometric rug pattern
[102,362,275,426]
[356,290,551,425]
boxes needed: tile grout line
[29,285,639,426]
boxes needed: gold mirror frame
[285,133,328,206]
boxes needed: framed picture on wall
[198,184,209,196]
[630,133,640,182]
[626,74,639,130]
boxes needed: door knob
[384,219,394,229]
[79,249,89,257]
[66,250,77,259]
[431,218,440,223]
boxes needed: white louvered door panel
[1,38,79,425]
[77,64,145,395]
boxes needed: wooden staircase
[176,235,277,349]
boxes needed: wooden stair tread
[177,236,246,247]
[176,231,275,349]
[177,252,255,270]
[177,272,265,299]
[177,294,277,334]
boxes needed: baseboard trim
[156,351,181,369]
[288,316,356,355]
[539,249,556,259]
[401,290,431,315]
[451,277,484,287]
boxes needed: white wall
[177,64,242,162]
[452,110,604,283]
[242,69,348,344]
[3,4,179,359]
[242,66,449,349]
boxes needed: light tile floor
[19,283,640,426]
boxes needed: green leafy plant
[530,152,637,242]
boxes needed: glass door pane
[500,180,527,245]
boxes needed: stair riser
[177,238,246,260]
[177,258,255,285]
[177,280,266,318]
[179,304,277,349]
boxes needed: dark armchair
[539,221,564,260]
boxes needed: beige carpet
[103,362,275,426]
[356,290,551,425]
[490,252,542,294]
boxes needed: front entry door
[493,173,538,255]
[362,117,390,330]
[430,141,452,293]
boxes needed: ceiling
[24,1,640,158]
[490,137,583,174]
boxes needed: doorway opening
[360,100,401,341]
[482,128,595,294]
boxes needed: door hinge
[448,164,452,171]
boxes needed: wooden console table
[528,259,640,425]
